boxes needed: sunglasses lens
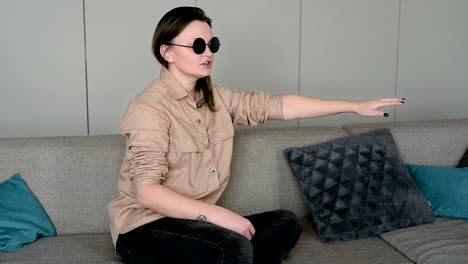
[192,38,206,54]
[209,37,220,53]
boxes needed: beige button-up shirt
[108,67,284,246]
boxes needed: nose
[202,45,213,56]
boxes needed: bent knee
[277,210,302,228]
[273,210,304,240]
[223,232,253,263]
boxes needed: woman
[108,6,405,264]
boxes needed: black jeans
[116,209,303,264]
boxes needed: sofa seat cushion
[380,217,468,264]
[0,233,121,264]
[285,217,413,264]
[0,220,411,264]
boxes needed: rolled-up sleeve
[120,103,170,192]
[215,85,284,126]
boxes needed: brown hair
[152,6,217,112]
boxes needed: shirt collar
[159,66,188,100]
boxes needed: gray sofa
[1,118,467,264]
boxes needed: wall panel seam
[297,0,302,127]
[82,0,90,135]
[394,0,402,121]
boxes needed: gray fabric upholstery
[0,135,125,235]
[342,118,468,167]
[1,118,467,263]
[218,126,349,218]
[0,233,121,264]
[285,218,413,264]
[380,217,468,264]
[284,129,434,243]
[0,220,412,264]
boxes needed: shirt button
[196,119,202,125]
[209,168,217,174]
[204,144,211,150]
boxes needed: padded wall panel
[86,0,194,135]
[0,0,87,138]
[199,0,300,128]
[396,0,468,121]
[300,0,400,127]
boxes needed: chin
[199,71,212,78]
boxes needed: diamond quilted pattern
[284,129,435,243]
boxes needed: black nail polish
[384,113,389,117]
[402,98,406,100]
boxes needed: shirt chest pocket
[165,123,234,199]
[169,133,205,154]
[208,122,234,147]
[169,122,234,153]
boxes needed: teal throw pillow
[406,164,468,220]
[0,173,56,252]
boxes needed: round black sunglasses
[166,37,220,54]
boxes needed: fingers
[373,98,406,114]
[379,98,406,102]
[249,225,256,238]
[356,98,405,118]
[370,111,389,117]
[377,101,405,108]
[242,229,253,240]
[243,223,255,240]
[235,218,255,240]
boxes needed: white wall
[85,0,194,135]
[200,0,300,128]
[1,0,467,138]
[1,0,87,137]
[396,0,468,121]
[300,0,400,127]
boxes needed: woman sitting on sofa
[107,6,405,264]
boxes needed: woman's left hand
[353,98,405,117]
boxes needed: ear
[160,44,174,63]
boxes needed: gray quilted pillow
[284,129,434,243]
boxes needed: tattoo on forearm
[196,215,208,222]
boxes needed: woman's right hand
[213,207,256,240]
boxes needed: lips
[201,61,211,66]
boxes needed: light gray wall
[1,0,88,138]
[396,0,468,121]
[300,0,400,127]
[85,0,194,135]
[1,0,467,138]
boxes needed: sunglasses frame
[166,37,220,54]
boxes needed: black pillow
[284,129,434,243]
[457,148,468,168]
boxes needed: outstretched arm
[282,94,405,120]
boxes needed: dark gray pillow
[457,148,468,168]
[284,129,434,243]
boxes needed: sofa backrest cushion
[0,135,125,235]
[0,127,347,234]
[2,118,465,235]
[342,119,468,167]
[217,126,349,218]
